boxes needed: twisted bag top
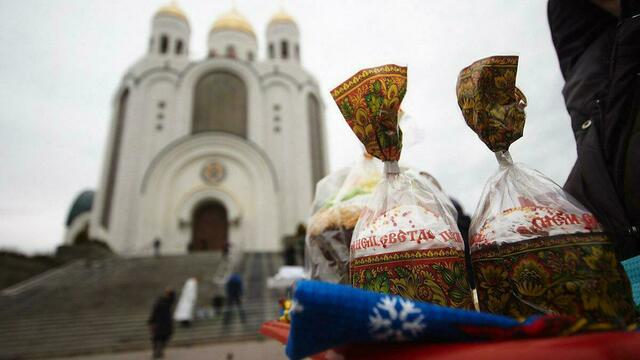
[331,65,407,161]
[456,56,527,152]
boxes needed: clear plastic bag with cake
[456,55,635,327]
[305,154,381,284]
[332,64,473,308]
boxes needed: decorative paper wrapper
[472,232,636,328]
[333,65,471,308]
[331,64,407,161]
[456,56,526,152]
[352,248,473,309]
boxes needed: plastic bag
[457,55,635,327]
[305,154,381,284]
[332,64,473,308]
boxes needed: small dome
[211,8,255,37]
[66,190,94,227]
[269,9,296,25]
[155,1,189,23]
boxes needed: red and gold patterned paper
[456,56,526,152]
[331,65,407,161]
[352,248,473,309]
[472,233,636,328]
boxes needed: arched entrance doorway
[190,201,228,252]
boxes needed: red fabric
[261,321,640,360]
[260,321,290,345]
[336,332,640,360]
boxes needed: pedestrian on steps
[211,287,225,317]
[224,273,246,325]
[147,288,176,359]
[174,277,198,327]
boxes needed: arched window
[101,89,129,229]
[160,35,169,54]
[226,45,236,59]
[176,40,184,55]
[247,51,254,62]
[268,43,275,59]
[192,72,247,137]
[281,40,289,59]
[307,94,325,186]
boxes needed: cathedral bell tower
[149,1,190,59]
[266,9,300,64]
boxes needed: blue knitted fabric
[622,255,640,306]
[285,280,521,360]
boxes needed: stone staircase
[0,252,285,359]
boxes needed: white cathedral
[64,3,327,256]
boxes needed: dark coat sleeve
[148,299,160,325]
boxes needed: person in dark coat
[548,0,640,259]
[451,198,475,289]
[223,273,246,325]
[284,245,296,266]
[148,288,176,359]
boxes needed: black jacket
[549,0,640,259]
[148,295,175,339]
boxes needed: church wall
[264,80,294,235]
[140,75,179,165]
[295,87,319,227]
[91,83,144,253]
[107,75,179,253]
[89,87,122,244]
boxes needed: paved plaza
[54,339,287,360]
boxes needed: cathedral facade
[70,4,327,256]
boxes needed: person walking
[223,273,246,325]
[174,277,198,327]
[147,288,176,359]
[548,0,640,259]
[211,288,225,317]
[153,238,161,258]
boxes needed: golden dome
[155,1,189,23]
[211,8,255,37]
[269,9,296,25]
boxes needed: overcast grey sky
[0,0,575,254]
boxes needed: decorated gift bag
[332,65,473,308]
[306,153,381,284]
[456,55,636,327]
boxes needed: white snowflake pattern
[368,296,426,341]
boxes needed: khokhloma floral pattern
[456,55,527,152]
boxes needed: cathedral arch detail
[138,133,280,254]
[177,59,261,141]
[192,71,247,136]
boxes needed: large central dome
[211,8,255,37]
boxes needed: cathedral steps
[0,252,285,359]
